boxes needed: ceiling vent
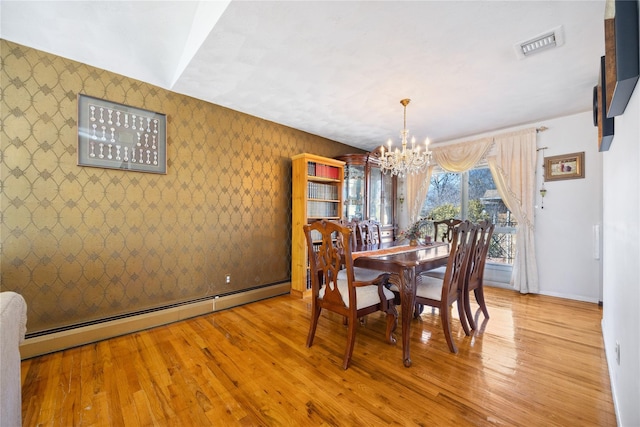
[515,25,565,59]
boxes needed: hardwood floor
[21,287,616,426]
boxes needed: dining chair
[340,219,389,321]
[357,220,382,245]
[303,219,398,369]
[464,219,495,330]
[413,220,477,353]
[337,218,358,249]
[432,218,463,243]
[421,218,463,282]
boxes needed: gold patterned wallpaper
[1,40,360,335]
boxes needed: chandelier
[379,99,431,177]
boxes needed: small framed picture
[544,152,585,181]
[77,94,167,174]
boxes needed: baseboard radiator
[20,282,291,359]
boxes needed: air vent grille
[520,33,556,56]
[515,25,564,59]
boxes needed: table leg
[400,266,416,367]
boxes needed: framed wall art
[77,94,167,174]
[544,152,585,181]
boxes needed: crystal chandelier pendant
[379,99,431,178]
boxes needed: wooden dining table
[352,241,450,367]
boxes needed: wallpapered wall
[1,40,359,335]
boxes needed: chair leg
[384,300,398,345]
[464,289,477,331]
[464,295,478,331]
[440,306,458,354]
[343,315,357,370]
[457,299,470,336]
[475,287,490,319]
[413,303,425,318]
[306,306,322,348]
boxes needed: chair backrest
[357,220,382,245]
[303,220,355,309]
[467,219,495,291]
[337,219,358,248]
[433,218,463,243]
[441,221,477,303]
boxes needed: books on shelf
[306,201,338,218]
[307,182,338,200]
[307,162,340,179]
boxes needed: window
[421,166,516,265]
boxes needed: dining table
[351,241,450,367]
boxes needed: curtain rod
[536,126,548,133]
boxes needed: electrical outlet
[225,274,231,284]
[615,342,620,365]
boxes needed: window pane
[489,229,517,265]
[421,171,461,219]
[468,168,516,265]
[421,167,516,265]
[468,168,494,222]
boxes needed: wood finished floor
[21,287,616,426]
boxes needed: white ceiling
[0,0,606,152]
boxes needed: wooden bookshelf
[291,153,344,298]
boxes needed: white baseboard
[484,281,600,304]
[538,290,599,304]
[20,282,291,359]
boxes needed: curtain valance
[431,137,493,171]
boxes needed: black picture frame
[77,94,167,174]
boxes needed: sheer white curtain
[486,128,539,293]
[406,166,433,223]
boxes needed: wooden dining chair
[356,220,382,245]
[464,219,495,330]
[303,219,398,369]
[433,218,463,243]
[341,219,390,314]
[422,219,463,283]
[413,220,477,353]
[337,218,358,249]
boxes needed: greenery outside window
[421,165,516,266]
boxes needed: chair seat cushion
[320,279,394,310]
[415,274,443,301]
[336,267,384,282]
